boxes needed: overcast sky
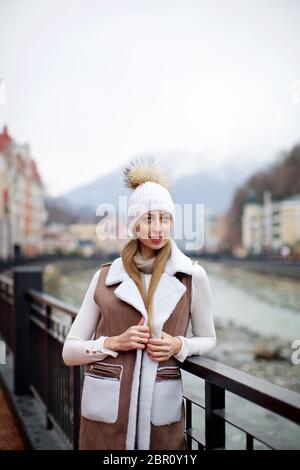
[0,0,300,197]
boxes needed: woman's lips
[150,237,163,245]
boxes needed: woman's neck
[133,246,156,274]
[139,244,156,260]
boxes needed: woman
[62,157,217,450]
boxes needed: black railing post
[13,266,43,395]
[185,399,192,449]
[45,304,53,429]
[205,382,225,449]
[73,365,81,450]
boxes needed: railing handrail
[180,356,300,425]
[4,280,300,426]
[0,273,13,287]
[1,272,300,449]
[26,288,78,318]
[23,284,300,427]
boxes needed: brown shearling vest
[79,262,192,450]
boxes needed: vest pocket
[151,366,183,426]
[81,361,123,423]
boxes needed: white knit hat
[123,157,175,236]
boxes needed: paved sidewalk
[0,352,66,450]
[0,385,27,450]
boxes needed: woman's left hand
[146,331,182,362]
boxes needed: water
[199,260,300,341]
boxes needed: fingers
[130,324,150,337]
[129,316,150,350]
[149,356,168,362]
[137,317,148,329]
[148,338,165,344]
[147,343,169,352]
[131,341,146,349]
[137,317,150,332]
[132,336,149,343]
[147,350,169,361]
[134,321,171,359]
[149,331,170,343]
[132,331,150,338]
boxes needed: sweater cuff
[173,336,189,362]
[97,336,119,358]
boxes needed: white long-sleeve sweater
[62,263,217,366]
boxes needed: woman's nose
[151,219,161,233]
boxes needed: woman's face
[135,210,173,251]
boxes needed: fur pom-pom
[123,156,171,190]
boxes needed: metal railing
[26,287,81,449]
[0,266,299,450]
[0,267,81,449]
[0,274,15,353]
[181,358,300,449]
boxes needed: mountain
[46,156,265,224]
[225,143,300,249]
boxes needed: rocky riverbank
[207,318,299,393]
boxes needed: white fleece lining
[104,239,194,450]
[81,364,123,423]
[113,272,187,449]
[112,277,149,450]
[137,274,187,449]
[125,348,143,449]
[151,378,183,426]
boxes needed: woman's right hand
[105,317,150,352]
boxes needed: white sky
[0,0,300,197]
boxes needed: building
[42,216,129,257]
[242,190,300,255]
[0,126,47,260]
[203,210,219,254]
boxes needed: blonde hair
[121,238,171,337]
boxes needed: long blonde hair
[121,238,171,337]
